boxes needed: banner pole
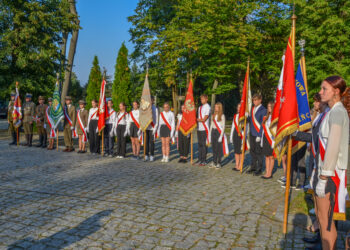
[240,116,247,173]
[101,130,104,156]
[143,131,147,159]
[191,132,193,165]
[56,129,59,151]
[283,136,293,235]
[17,127,19,147]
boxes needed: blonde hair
[213,102,224,122]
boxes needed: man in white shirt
[197,94,211,166]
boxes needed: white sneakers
[144,155,149,162]
[150,156,154,162]
[161,156,169,163]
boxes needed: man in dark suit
[248,93,267,176]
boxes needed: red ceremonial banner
[179,80,197,135]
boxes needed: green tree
[112,42,131,110]
[85,56,102,109]
[0,0,78,101]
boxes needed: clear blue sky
[74,0,139,86]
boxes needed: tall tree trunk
[172,84,178,115]
[61,0,79,104]
[60,32,68,78]
[211,79,218,110]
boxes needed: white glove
[71,126,74,130]
[175,131,178,138]
[218,135,223,143]
[245,112,249,117]
[44,124,46,129]
[124,130,128,137]
[208,135,211,144]
[315,178,327,198]
[230,137,233,144]
[292,130,298,136]
[309,169,315,189]
[256,137,261,143]
[152,127,157,135]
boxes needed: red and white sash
[64,106,77,138]
[150,121,159,139]
[45,106,56,138]
[130,111,143,145]
[213,117,229,157]
[90,109,98,120]
[77,110,88,143]
[199,106,210,145]
[233,114,242,138]
[117,112,128,126]
[251,106,261,133]
[106,109,115,120]
[160,112,175,144]
[318,114,348,220]
[262,117,274,147]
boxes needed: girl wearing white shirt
[158,102,175,162]
[114,102,128,158]
[315,76,349,248]
[104,99,116,157]
[127,101,142,160]
[230,103,243,171]
[209,102,228,169]
[176,105,190,163]
[87,99,100,154]
[261,101,275,179]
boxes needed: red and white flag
[12,86,22,127]
[98,79,107,133]
[179,79,197,135]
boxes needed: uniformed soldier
[7,91,17,145]
[45,98,55,150]
[76,100,88,153]
[35,96,48,148]
[22,93,35,147]
[63,96,76,152]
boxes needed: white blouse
[158,110,175,137]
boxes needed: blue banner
[295,59,311,131]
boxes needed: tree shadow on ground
[279,212,309,249]
[7,209,113,249]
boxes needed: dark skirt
[160,124,170,138]
[262,136,273,156]
[233,130,242,154]
[130,122,139,138]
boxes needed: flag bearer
[247,93,266,176]
[145,96,159,162]
[230,103,243,171]
[8,92,16,146]
[128,100,142,160]
[114,102,128,158]
[45,98,55,150]
[87,99,100,154]
[197,94,210,166]
[176,105,190,163]
[104,99,116,157]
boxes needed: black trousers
[211,129,223,165]
[116,125,126,157]
[197,130,208,163]
[89,120,100,153]
[290,145,307,186]
[249,135,263,171]
[178,132,190,157]
[104,124,114,155]
[145,129,155,156]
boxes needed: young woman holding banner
[314,76,349,249]
[176,105,190,163]
[261,101,275,179]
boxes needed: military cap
[26,93,32,98]
[38,96,45,100]
[79,100,86,105]
[48,97,53,102]
[10,91,16,97]
[65,96,72,100]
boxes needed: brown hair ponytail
[324,76,350,117]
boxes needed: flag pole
[240,58,250,174]
[57,129,59,151]
[144,131,147,159]
[101,72,106,157]
[283,7,297,237]
[15,81,20,147]
[189,70,194,165]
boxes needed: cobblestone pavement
[0,139,347,249]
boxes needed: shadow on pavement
[279,212,308,249]
[7,209,113,249]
